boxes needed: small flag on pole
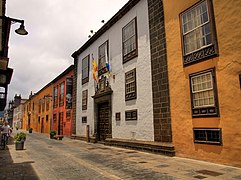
[92,54,98,82]
[105,44,110,77]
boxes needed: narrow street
[1,131,241,180]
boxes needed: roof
[32,65,74,97]
[71,0,140,59]
[52,65,74,83]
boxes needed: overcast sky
[6,0,129,101]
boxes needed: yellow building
[163,0,241,166]
[22,83,52,134]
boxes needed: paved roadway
[0,131,241,180]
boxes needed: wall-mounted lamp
[0,16,28,35]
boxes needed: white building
[72,0,174,155]
[13,99,27,129]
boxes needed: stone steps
[104,138,175,156]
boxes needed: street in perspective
[0,131,241,180]
[1,0,241,179]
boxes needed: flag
[105,43,110,77]
[92,54,98,82]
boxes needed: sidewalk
[0,130,241,179]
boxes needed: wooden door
[98,103,109,141]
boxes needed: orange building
[163,0,241,166]
[52,65,74,136]
[22,82,52,134]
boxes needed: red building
[52,65,74,136]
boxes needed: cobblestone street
[0,131,241,180]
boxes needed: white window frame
[191,72,214,108]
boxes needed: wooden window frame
[66,111,71,121]
[122,17,138,63]
[125,68,137,101]
[98,41,109,76]
[82,55,90,84]
[116,112,121,121]
[239,74,241,89]
[53,86,58,108]
[189,68,219,118]
[82,116,87,123]
[82,90,88,110]
[180,0,218,66]
[42,99,45,113]
[125,109,138,121]
[193,128,222,145]
[53,113,57,122]
[59,82,65,107]
[38,100,41,113]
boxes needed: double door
[98,103,110,141]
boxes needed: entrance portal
[98,103,110,141]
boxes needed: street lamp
[0,16,28,111]
[0,16,28,35]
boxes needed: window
[82,90,88,110]
[53,114,57,122]
[98,41,109,76]
[239,74,241,89]
[46,115,49,122]
[180,0,218,66]
[125,109,137,121]
[42,99,45,112]
[116,112,121,121]
[59,82,64,106]
[82,117,87,123]
[190,69,219,117]
[66,111,71,120]
[122,17,138,63]
[54,86,58,108]
[125,68,137,101]
[32,102,34,111]
[46,98,50,111]
[193,128,222,145]
[82,55,90,84]
[38,100,41,113]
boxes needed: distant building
[6,94,22,126]
[22,84,52,134]
[52,65,74,136]
[22,66,74,135]
[13,98,27,129]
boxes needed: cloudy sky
[7,0,128,101]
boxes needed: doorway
[97,102,110,141]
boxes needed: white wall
[76,0,154,141]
